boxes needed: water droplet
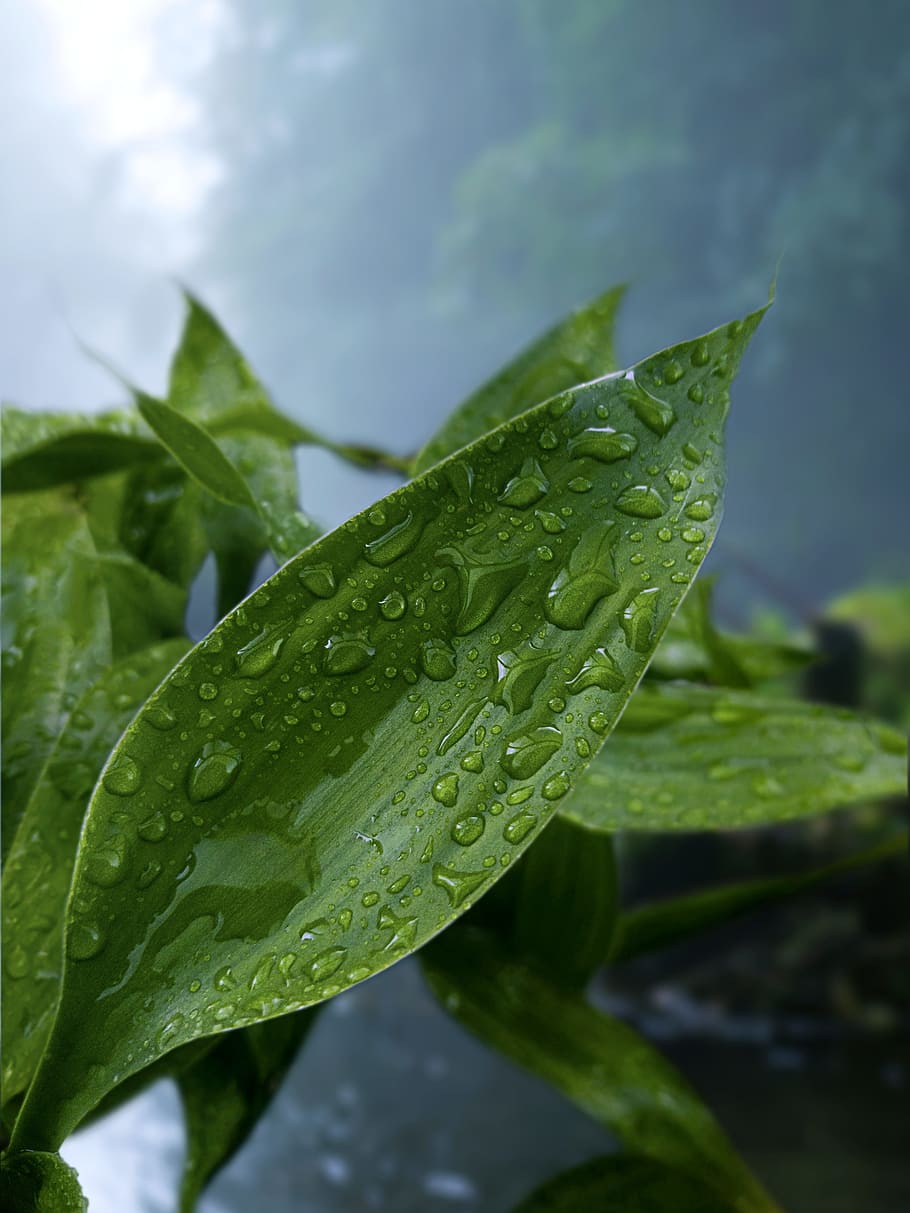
[451,813,485,845]
[102,754,142,796]
[432,863,488,907]
[491,647,556,714]
[541,771,571,801]
[138,811,168,842]
[621,588,660,653]
[615,485,668,519]
[621,373,676,435]
[377,906,418,952]
[567,476,592,493]
[535,509,566,534]
[364,511,424,566]
[752,775,784,799]
[298,562,336,598]
[379,591,407,620]
[682,443,703,463]
[188,740,243,802]
[307,947,347,983]
[330,700,348,717]
[568,427,638,463]
[432,773,460,807]
[498,456,549,509]
[589,711,610,734]
[323,633,375,675]
[460,750,484,773]
[362,891,380,907]
[545,522,618,630]
[663,359,685,384]
[146,703,177,731]
[420,638,457,682]
[566,648,623,694]
[68,920,105,961]
[235,630,286,677]
[411,698,430,723]
[503,810,537,844]
[437,699,484,755]
[439,547,525,635]
[214,965,236,991]
[500,726,562,779]
[684,496,716,522]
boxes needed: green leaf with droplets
[1,1150,87,1213]
[609,834,907,963]
[561,682,907,833]
[1,640,190,1121]
[12,307,766,1150]
[176,1010,319,1213]
[511,1155,736,1213]
[421,926,778,1213]
[1,491,113,863]
[414,285,625,473]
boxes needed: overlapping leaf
[12,308,765,1150]
[421,927,777,1213]
[414,285,624,473]
[562,682,906,833]
[0,1150,87,1213]
[511,1155,735,1213]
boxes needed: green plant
[1,289,905,1212]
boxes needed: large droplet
[451,813,485,846]
[323,634,375,675]
[545,522,618,630]
[566,647,624,694]
[490,647,556,714]
[432,863,488,907]
[364,511,424,566]
[236,630,286,678]
[377,906,418,952]
[437,699,485,755]
[621,588,660,653]
[568,427,638,463]
[420,638,457,682]
[432,772,460,807]
[188,740,243,802]
[379,591,407,620]
[307,947,347,983]
[500,726,562,779]
[67,919,105,961]
[298,562,336,598]
[503,810,537,844]
[439,547,526,635]
[615,485,668,519]
[102,754,142,797]
[541,772,571,801]
[138,811,168,842]
[498,456,549,509]
[621,373,676,435]
[83,834,129,887]
[684,495,717,522]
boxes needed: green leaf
[511,1154,735,1213]
[1,1150,87,1213]
[2,640,190,1119]
[562,682,907,832]
[825,583,910,657]
[1,491,112,862]
[177,1010,319,1213]
[414,286,625,473]
[1,404,159,494]
[610,834,907,962]
[421,927,777,1213]
[12,307,765,1150]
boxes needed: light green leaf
[826,583,910,657]
[511,1154,735,1213]
[1,491,112,862]
[563,682,907,832]
[414,286,625,473]
[1,1150,87,1213]
[610,834,907,962]
[177,1011,319,1213]
[421,927,777,1213]
[2,640,190,1120]
[1,404,159,494]
[12,307,765,1150]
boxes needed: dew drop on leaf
[102,754,142,796]
[188,740,243,802]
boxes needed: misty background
[2,3,908,1211]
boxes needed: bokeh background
[2,2,908,1211]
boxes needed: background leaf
[414,285,624,473]
[1,1150,87,1213]
[511,1154,736,1213]
[12,308,764,1150]
[562,682,906,832]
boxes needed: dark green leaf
[12,308,765,1150]
[512,1154,735,1213]
[177,1010,319,1213]
[1,491,112,861]
[414,286,625,473]
[421,927,776,1213]
[610,834,907,962]
[562,682,906,832]
[2,640,190,1118]
[0,1150,87,1213]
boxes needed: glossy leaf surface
[1,1150,87,1213]
[512,1154,734,1213]
[13,309,764,1149]
[563,682,907,832]
[177,1010,319,1212]
[422,926,776,1213]
[2,641,189,1117]
[414,286,624,472]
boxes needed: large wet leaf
[12,308,765,1150]
[511,1155,735,1213]
[2,641,190,1118]
[1,491,112,861]
[421,927,777,1213]
[176,1010,319,1213]
[414,286,624,473]
[562,682,906,832]
[1,1150,87,1213]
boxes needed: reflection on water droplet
[102,754,142,796]
[188,740,243,802]
[684,496,717,522]
[541,771,571,800]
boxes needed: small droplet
[198,682,218,700]
[307,947,347,983]
[541,771,571,801]
[145,703,177,731]
[684,496,717,522]
[420,638,457,682]
[379,591,407,620]
[102,754,142,796]
[138,812,168,842]
[68,920,105,961]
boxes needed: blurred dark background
[3,2,907,1210]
